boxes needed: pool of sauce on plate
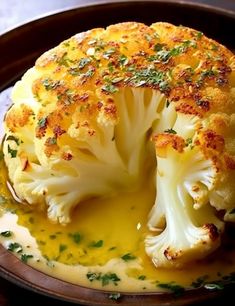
[0,157,235,292]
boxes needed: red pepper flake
[62,152,73,160]
[53,126,66,137]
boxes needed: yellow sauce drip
[0,157,235,291]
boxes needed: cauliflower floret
[3,21,235,267]
[146,131,223,267]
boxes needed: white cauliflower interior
[3,21,235,268]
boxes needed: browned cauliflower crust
[3,22,235,268]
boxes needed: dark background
[0,1,235,305]
[1,0,235,33]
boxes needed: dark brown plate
[0,1,235,305]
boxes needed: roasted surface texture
[3,21,235,267]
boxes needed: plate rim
[1,0,235,37]
[0,1,235,305]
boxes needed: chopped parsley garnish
[59,244,67,253]
[46,137,57,145]
[185,138,193,147]
[154,43,165,52]
[121,253,136,261]
[128,67,170,92]
[164,128,177,134]
[21,254,33,263]
[196,31,203,39]
[119,54,128,66]
[166,100,170,108]
[86,272,100,282]
[0,231,12,237]
[82,68,95,78]
[0,151,4,160]
[7,242,23,253]
[69,232,82,244]
[86,272,120,286]
[89,240,103,248]
[152,40,197,63]
[108,62,114,72]
[7,145,17,158]
[78,58,91,69]
[56,53,71,67]
[157,282,185,296]
[101,84,118,93]
[37,117,47,128]
[191,275,209,288]
[211,44,219,51]
[108,293,121,300]
[103,48,116,59]
[138,275,146,280]
[196,69,218,87]
[42,78,60,91]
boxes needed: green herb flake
[191,275,209,288]
[21,254,33,263]
[86,272,120,286]
[0,231,12,237]
[89,240,103,248]
[101,84,118,94]
[108,62,114,72]
[121,253,136,261]
[46,137,57,145]
[78,58,91,69]
[103,48,116,59]
[87,272,100,282]
[0,151,4,160]
[82,68,95,78]
[154,43,165,52]
[108,293,121,300]
[164,128,177,134]
[37,117,47,128]
[157,283,185,296]
[7,242,23,253]
[69,232,82,244]
[211,44,219,51]
[42,78,60,91]
[166,100,170,108]
[56,53,71,67]
[101,273,120,286]
[129,67,170,92]
[185,138,193,147]
[59,244,67,253]
[138,275,146,280]
[7,145,17,158]
[196,31,203,39]
[119,54,129,66]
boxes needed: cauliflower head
[3,22,235,267]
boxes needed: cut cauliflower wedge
[3,21,235,267]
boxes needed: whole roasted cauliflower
[3,22,235,268]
